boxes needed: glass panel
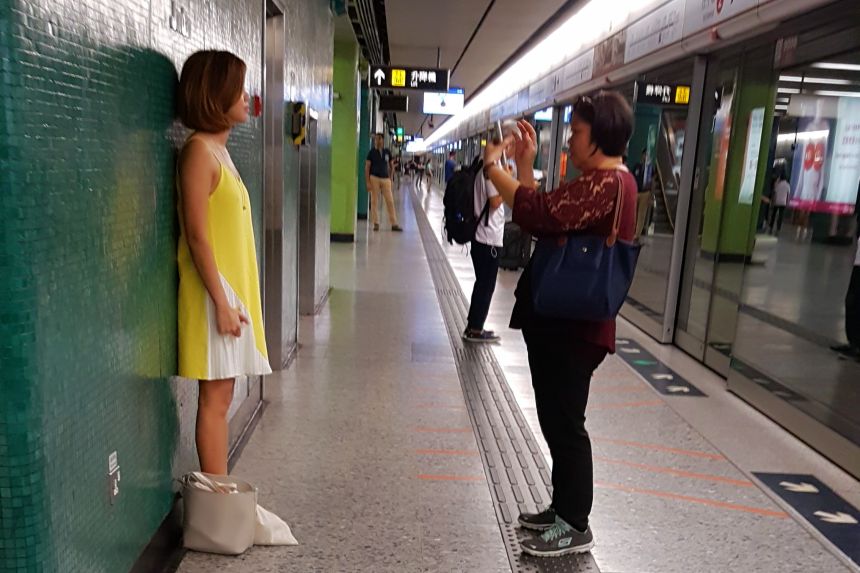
[730,47,860,444]
[676,55,741,352]
[624,59,696,322]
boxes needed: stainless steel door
[263,6,299,370]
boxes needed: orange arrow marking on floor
[588,399,664,411]
[414,427,473,433]
[594,481,787,518]
[592,455,753,487]
[591,437,726,460]
[416,449,480,456]
[418,474,484,482]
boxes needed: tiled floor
[177,178,858,573]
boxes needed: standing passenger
[463,145,511,343]
[445,151,457,184]
[483,92,636,557]
[365,133,403,232]
[176,51,272,475]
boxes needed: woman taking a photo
[483,91,636,557]
[176,51,271,475]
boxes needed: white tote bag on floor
[181,472,257,555]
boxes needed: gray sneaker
[517,506,556,531]
[521,517,594,557]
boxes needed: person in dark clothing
[484,91,635,558]
[632,148,648,193]
[833,188,860,359]
[444,151,457,184]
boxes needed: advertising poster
[789,112,835,213]
[738,107,765,205]
[712,89,734,201]
[825,97,860,214]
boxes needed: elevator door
[263,3,299,370]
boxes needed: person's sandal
[392,225,403,232]
[373,224,380,231]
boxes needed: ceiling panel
[384,0,572,138]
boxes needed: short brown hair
[573,91,633,157]
[178,51,247,132]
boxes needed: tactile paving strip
[410,190,601,573]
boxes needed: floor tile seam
[411,184,603,573]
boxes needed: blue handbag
[530,173,640,321]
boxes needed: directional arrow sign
[666,385,690,393]
[615,339,706,396]
[755,472,860,565]
[373,68,385,85]
[780,481,819,493]
[814,511,858,525]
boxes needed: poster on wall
[825,97,860,214]
[788,97,836,213]
[738,107,765,205]
[712,88,734,201]
[593,30,627,77]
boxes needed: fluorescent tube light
[810,62,860,72]
[813,90,860,98]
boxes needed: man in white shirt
[463,169,506,343]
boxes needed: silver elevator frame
[263,0,299,370]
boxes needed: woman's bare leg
[196,378,235,475]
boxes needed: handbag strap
[606,171,626,247]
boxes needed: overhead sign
[683,0,757,37]
[369,65,449,91]
[635,81,691,106]
[423,90,464,115]
[625,0,685,63]
[378,94,408,112]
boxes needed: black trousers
[467,241,500,331]
[847,266,860,348]
[522,328,607,530]
[769,206,786,233]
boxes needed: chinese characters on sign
[369,65,449,92]
[636,82,692,106]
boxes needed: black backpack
[443,156,489,245]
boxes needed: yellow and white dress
[177,139,272,380]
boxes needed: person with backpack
[483,92,637,558]
[463,151,511,343]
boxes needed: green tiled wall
[0,0,336,570]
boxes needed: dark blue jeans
[467,241,499,331]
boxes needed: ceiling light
[811,62,860,72]
[803,77,854,85]
[776,97,790,103]
[776,130,829,143]
[777,87,800,94]
[813,90,860,98]
[778,75,802,82]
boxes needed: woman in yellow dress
[176,51,271,475]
